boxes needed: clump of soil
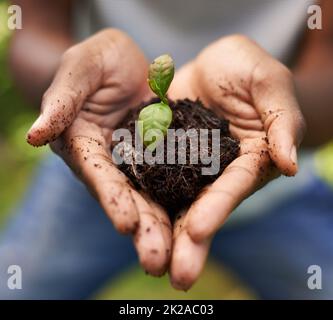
[112,98,239,216]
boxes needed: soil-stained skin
[113,98,240,217]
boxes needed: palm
[169,53,274,216]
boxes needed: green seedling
[138,54,174,150]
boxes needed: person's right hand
[27,29,172,276]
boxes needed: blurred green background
[0,1,255,299]
[1,1,333,300]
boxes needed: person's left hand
[167,35,306,290]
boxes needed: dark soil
[112,98,239,217]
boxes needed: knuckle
[61,45,81,63]
[296,111,307,143]
[41,90,51,105]
[254,60,292,86]
[300,115,307,134]
[252,63,269,86]
[223,33,252,44]
[94,28,134,55]
[115,218,136,234]
[98,27,126,40]
[275,63,293,80]
[188,219,208,241]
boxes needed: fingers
[132,193,172,276]
[187,139,272,243]
[53,117,172,275]
[168,63,197,100]
[52,117,139,234]
[169,212,211,290]
[251,61,306,176]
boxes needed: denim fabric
[0,155,332,299]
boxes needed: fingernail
[289,145,297,166]
[29,114,44,132]
[26,115,44,145]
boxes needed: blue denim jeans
[1,155,333,299]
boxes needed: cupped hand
[27,29,172,276]
[168,34,306,290]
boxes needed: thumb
[27,43,103,146]
[252,63,306,176]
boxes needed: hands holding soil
[27,29,305,290]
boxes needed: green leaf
[138,102,172,150]
[148,54,174,103]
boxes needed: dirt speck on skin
[110,197,118,206]
[262,136,269,144]
[112,98,239,217]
